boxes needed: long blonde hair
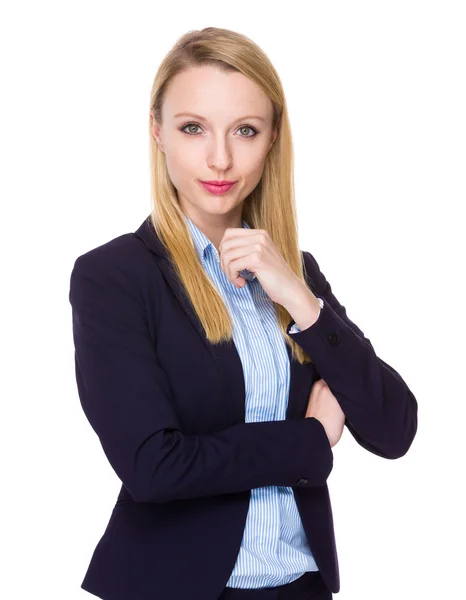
[148,26,312,365]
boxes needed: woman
[69,26,418,600]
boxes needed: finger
[224,253,255,285]
[219,230,265,254]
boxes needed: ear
[270,118,280,148]
[150,110,165,153]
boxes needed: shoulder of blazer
[70,229,164,300]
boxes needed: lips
[201,180,236,185]
[199,181,237,195]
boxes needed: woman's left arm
[287,250,418,460]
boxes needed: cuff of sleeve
[288,297,324,334]
[286,294,372,378]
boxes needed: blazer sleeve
[69,252,333,504]
[286,250,418,460]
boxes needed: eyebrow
[173,112,266,123]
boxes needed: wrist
[285,286,322,331]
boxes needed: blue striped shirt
[184,214,319,589]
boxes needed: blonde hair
[148,26,312,364]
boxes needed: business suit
[69,214,418,600]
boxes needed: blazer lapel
[133,215,314,423]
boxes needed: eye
[180,122,259,138]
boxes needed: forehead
[163,66,273,119]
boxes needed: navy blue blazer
[69,215,418,600]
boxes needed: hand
[218,227,308,308]
[305,379,345,448]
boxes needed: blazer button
[296,478,309,487]
[329,332,340,345]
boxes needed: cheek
[243,153,269,182]
[165,149,198,182]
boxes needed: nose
[207,137,233,171]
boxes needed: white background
[1,1,465,599]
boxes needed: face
[150,65,279,239]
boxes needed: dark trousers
[217,571,332,600]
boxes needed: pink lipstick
[199,180,237,195]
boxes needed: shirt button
[296,478,309,487]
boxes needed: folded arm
[69,250,334,504]
[287,251,418,460]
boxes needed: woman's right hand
[305,378,345,448]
